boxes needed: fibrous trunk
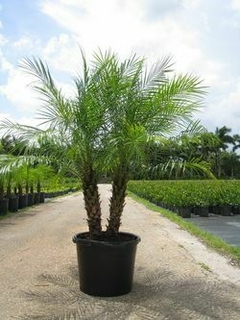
[82,165,102,238]
[106,166,128,237]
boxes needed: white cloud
[183,0,203,9]
[13,36,36,49]
[38,0,232,135]
[200,83,240,134]
[0,67,39,113]
[227,84,240,105]
[0,113,43,136]
[0,37,42,122]
[0,112,13,122]
[222,83,240,127]
[0,34,11,72]
[0,34,8,46]
[0,51,13,73]
[224,0,240,29]
[39,0,225,90]
[231,0,240,11]
[42,33,80,74]
[40,0,143,58]
[0,0,235,132]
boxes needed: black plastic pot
[0,198,9,215]
[218,205,232,216]
[39,192,45,203]
[73,232,140,297]
[18,194,28,209]
[34,192,40,204]
[212,205,220,214]
[232,205,240,215]
[194,206,209,217]
[27,193,34,206]
[177,206,192,218]
[44,192,50,199]
[8,196,19,212]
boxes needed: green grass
[128,191,240,266]
[198,262,212,272]
[0,212,13,220]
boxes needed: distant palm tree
[213,126,237,177]
[215,126,234,150]
[233,134,240,152]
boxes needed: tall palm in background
[1,49,207,238]
[233,134,240,153]
[214,126,235,177]
[215,126,234,150]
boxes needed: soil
[0,184,240,319]
[73,231,140,243]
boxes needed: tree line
[133,125,240,179]
[1,125,239,180]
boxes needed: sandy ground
[0,184,239,319]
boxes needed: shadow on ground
[20,265,240,320]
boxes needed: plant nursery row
[0,187,80,217]
[127,180,240,218]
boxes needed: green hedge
[127,180,240,208]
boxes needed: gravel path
[0,184,240,319]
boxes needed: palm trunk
[82,165,102,238]
[0,184,4,201]
[231,163,234,178]
[18,183,23,196]
[106,166,128,237]
[26,182,29,194]
[215,150,223,178]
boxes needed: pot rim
[72,231,141,247]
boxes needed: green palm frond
[144,157,214,180]
[141,55,173,92]
[20,58,72,129]
[1,49,211,235]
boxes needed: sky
[0,0,240,135]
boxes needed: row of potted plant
[0,185,80,216]
[0,160,80,216]
[0,189,45,216]
[127,180,240,218]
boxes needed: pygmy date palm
[1,49,207,238]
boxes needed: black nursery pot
[34,192,40,204]
[72,232,141,297]
[8,196,19,212]
[0,198,9,215]
[27,193,34,206]
[18,194,28,209]
[39,192,45,203]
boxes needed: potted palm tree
[33,164,54,203]
[6,170,19,212]
[1,49,207,296]
[21,164,35,206]
[0,154,14,215]
[0,174,9,215]
[13,165,28,209]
